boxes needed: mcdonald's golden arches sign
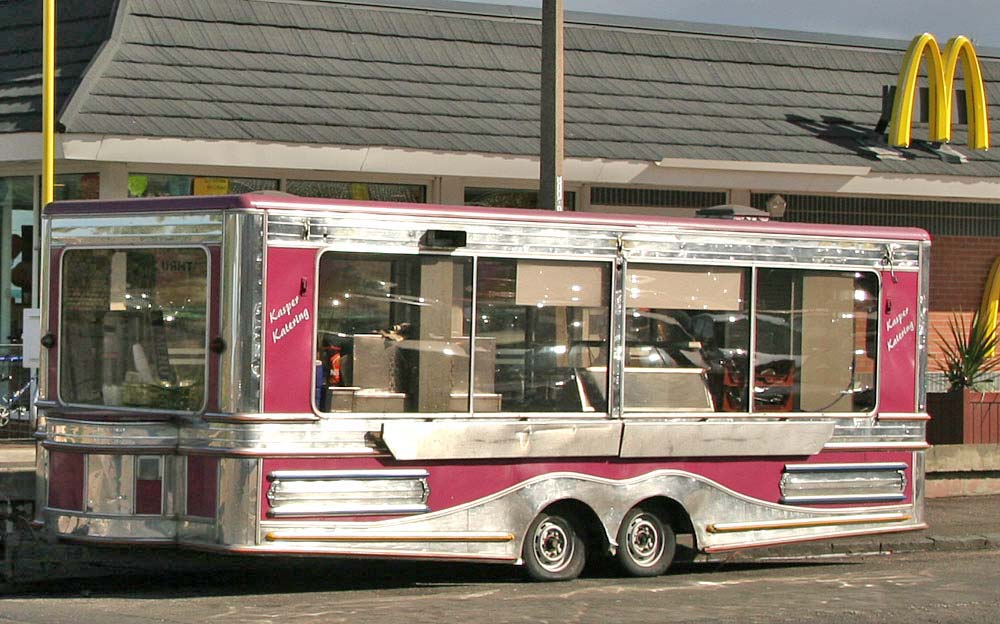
[889,33,989,150]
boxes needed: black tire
[616,506,675,577]
[522,512,587,582]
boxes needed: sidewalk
[0,442,34,503]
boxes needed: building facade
[3,0,1000,386]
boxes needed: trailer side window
[623,265,751,413]
[59,248,208,411]
[476,259,611,413]
[316,253,474,413]
[754,269,878,413]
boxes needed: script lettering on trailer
[269,294,310,343]
[886,306,915,352]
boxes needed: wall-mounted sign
[889,34,989,150]
[193,177,230,195]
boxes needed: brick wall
[927,236,1000,365]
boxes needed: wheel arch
[617,496,696,550]
[536,498,611,559]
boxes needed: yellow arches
[889,33,990,150]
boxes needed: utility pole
[539,0,564,211]
[42,0,56,206]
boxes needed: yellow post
[42,0,56,206]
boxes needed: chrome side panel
[917,240,931,414]
[257,470,922,560]
[86,454,135,514]
[219,212,265,414]
[47,213,225,246]
[39,417,924,558]
[215,457,260,547]
[46,418,179,450]
[266,469,430,518]
[912,450,926,525]
[620,421,834,457]
[828,414,927,448]
[779,462,908,504]
[381,421,623,460]
[266,211,923,272]
[179,419,379,455]
[49,513,180,542]
[269,213,620,259]
[624,232,921,270]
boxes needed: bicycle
[0,354,32,429]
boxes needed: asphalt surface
[3,442,999,587]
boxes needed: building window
[0,176,39,346]
[749,193,1000,237]
[287,180,426,203]
[127,174,278,197]
[591,187,727,209]
[55,173,100,200]
[465,188,576,210]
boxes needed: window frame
[56,244,213,414]
[312,247,616,419]
[617,261,883,417]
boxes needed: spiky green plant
[936,310,1000,391]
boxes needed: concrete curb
[721,532,1000,562]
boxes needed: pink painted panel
[186,455,218,519]
[263,247,317,414]
[48,450,84,511]
[879,271,920,413]
[135,479,163,515]
[260,451,914,520]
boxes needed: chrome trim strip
[707,512,911,533]
[703,522,928,553]
[780,494,906,504]
[268,469,429,481]
[203,412,319,423]
[824,441,930,450]
[264,531,515,543]
[188,542,519,562]
[267,505,430,518]
[877,412,931,421]
[783,462,909,472]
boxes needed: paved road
[2,550,999,624]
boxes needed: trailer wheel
[616,506,675,577]
[523,512,586,582]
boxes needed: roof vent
[857,137,907,161]
[928,143,969,165]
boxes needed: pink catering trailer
[36,193,929,581]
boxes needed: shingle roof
[4,0,1000,177]
[0,0,116,133]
